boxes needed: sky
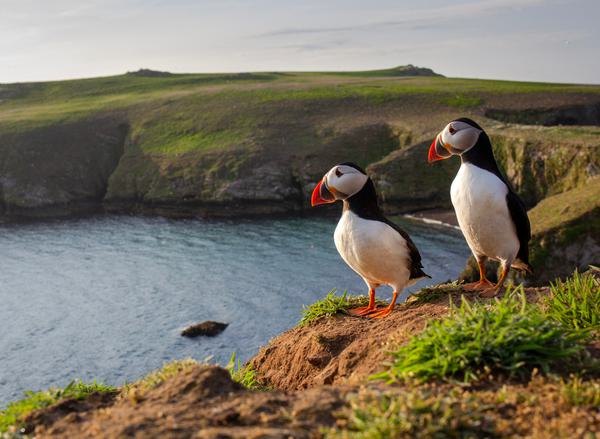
[0,0,598,84]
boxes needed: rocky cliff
[0,69,598,280]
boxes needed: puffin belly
[451,164,519,262]
[334,211,412,290]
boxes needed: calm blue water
[0,215,468,405]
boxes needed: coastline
[0,202,458,227]
[402,209,459,229]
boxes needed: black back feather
[344,178,430,280]
[459,126,532,272]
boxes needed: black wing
[506,190,532,271]
[383,218,431,280]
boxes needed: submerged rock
[181,321,228,338]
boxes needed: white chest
[333,210,412,290]
[450,163,519,262]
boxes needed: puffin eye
[335,168,343,178]
[448,125,457,135]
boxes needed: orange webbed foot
[366,306,394,319]
[349,306,377,317]
[364,291,398,319]
[479,264,510,298]
[479,284,505,298]
[462,279,494,292]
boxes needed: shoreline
[0,203,458,228]
[403,209,459,229]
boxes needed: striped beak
[311,179,336,206]
[428,133,452,163]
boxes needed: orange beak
[428,133,451,163]
[311,179,336,206]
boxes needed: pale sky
[1,0,598,84]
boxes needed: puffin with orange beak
[311,162,430,318]
[428,118,532,297]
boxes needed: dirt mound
[250,294,454,391]
[29,365,348,438]
[250,286,549,391]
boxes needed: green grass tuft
[375,287,588,383]
[326,389,496,438]
[543,270,600,331]
[406,282,461,306]
[299,290,386,327]
[560,375,600,407]
[225,352,267,390]
[0,380,116,433]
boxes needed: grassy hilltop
[0,66,599,280]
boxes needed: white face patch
[325,164,368,199]
[440,121,482,154]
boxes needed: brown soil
[28,366,349,439]
[250,297,451,391]
[250,287,546,391]
[25,365,600,439]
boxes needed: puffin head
[311,162,369,206]
[428,118,484,163]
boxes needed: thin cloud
[255,0,551,38]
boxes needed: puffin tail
[410,266,432,280]
[512,259,534,275]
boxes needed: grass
[0,380,116,434]
[406,282,461,306]
[299,290,386,327]
[375,287,589,383]
[328,374,600,438]
[560,375,600,407]
[439,94,482,108]
[225,352,267,390]
[529,178,600,236]
[326,389,496,439]
[2,69,600,131]
[543,270,600,331]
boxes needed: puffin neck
[460,133,504,178]
[343,178,383,220]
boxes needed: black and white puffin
[428,118,532,297]
[311,162,430,318]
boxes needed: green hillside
[0,66,599,281]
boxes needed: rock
[126,69,173,77]
[181,321,228,337]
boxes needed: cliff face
[103,119,403,216]
[0,116,127,216]
[370,128,600,213]
[527,179,600,284]
[490,129,600,207]
[0,71,599,281]
[1,70,598,219]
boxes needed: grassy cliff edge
[2,271,599,438]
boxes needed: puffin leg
[349,288,377,316]
[462,258,494,291]
[480,262,510,298]
[367,291,398,319]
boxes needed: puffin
[311,162,430,318]
[428,118,532,297]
